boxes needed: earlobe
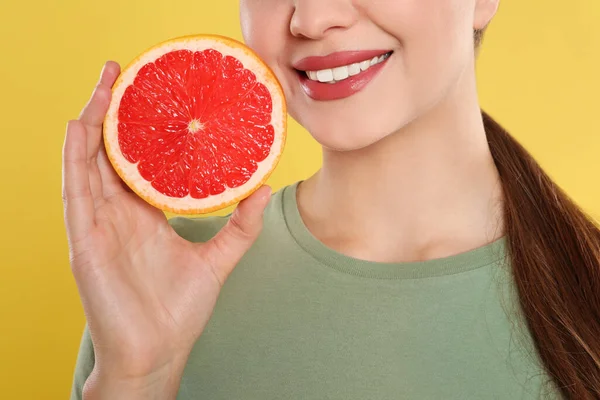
[474,0,500,30]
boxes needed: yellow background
[1,0,598,398]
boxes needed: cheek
[240,1,271,55]
[240,1,288,70]
[376,0,474,99]
[240,0,295,104]
[372,0,472,61]
[405,0,474,65]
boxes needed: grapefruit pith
[103,34,286,214]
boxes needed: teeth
[332,66,349,80]
[348,63,361,76]
[316,69,334,83]
[305,52,391,84]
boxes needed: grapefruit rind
[103,34,287,214]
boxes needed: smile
[304,52,392,84]
[293,50,393,101]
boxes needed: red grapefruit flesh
[103,34,286,214]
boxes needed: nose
[290,0,358,40]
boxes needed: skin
[240,0,504,262]
[63,0,502,398]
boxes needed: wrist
[83,356,189,400]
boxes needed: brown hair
[476,29,600,399]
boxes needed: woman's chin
[310,130,391,153]
[296,109,413,153]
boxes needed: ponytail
[484,110,600,398]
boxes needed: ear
[474,0,500,30]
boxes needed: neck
[297,79,504,263]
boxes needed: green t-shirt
[70,182,559,399]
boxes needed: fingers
[78,61,121,203]
[79,61,121,168]
[62,120,96,240]
[79,61,121,128]
[203,185,272,285]
[63,61,121,240]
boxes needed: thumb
[202,185,272,285]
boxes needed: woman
[66,0,600,399]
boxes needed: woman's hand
[63,61,271,399]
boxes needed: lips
[293,50,392,71]
[292,50,393,101]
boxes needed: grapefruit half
[103,34,286,214]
